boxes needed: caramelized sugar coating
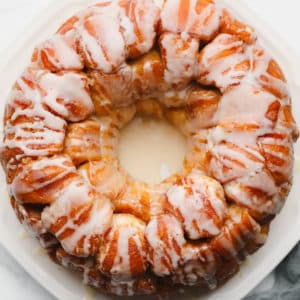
[64,119,102,165]
[2,0,298,297]
[79,160,127,200]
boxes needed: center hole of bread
[119,116,187,184]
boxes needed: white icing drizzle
[215,83,277,129]
[145,214,185,276]
[42,179,113,256]
[64,107,136,166]
[39,71,94,122]
[10,156,76,198]
[98,116,120,161]
[4,69,66,161]
[119,10,135,46]
[198,33,289,97]
[204,57,292,212]
[198,34,249,91]
[89,64,133,109]
[119,0,160,56]
[207,79,286,192]
[79,161,127,200]
[160,33,199,85]
[99,214,146,279]
[64,119,102,165]
[214,208,260,258]
[114,179,152,221]
[186,88,220,131]
[78,4,125,72]
[77,0,159,72]
[162,86,191,107]
[34,31,83,71]
[259,133,294,181]
[225,170,284,214]
[251,45,289,99]
[130,50,170,99]
[158,0,222,88]
[160,0,221,40]
[148,184,166,217]
[167,172,227,239]
[209,142,265,183]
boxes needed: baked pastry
[2,0,299,296]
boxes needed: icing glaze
[79,160,127,200]
[64,119,102,165]
[160,32,199,86]
[167,172,227,239]
[212,206,260,260]
[78,5,126,72]
[42,178,113,256]
[33,32,83,71]
[98,214,147,279]
[39,71,94,122]
[145,214,185,276]
[160,0,221,40]
[10,155,77,203]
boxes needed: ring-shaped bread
[2,0,299,296]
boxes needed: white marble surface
[0,0,299,299]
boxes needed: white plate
[0,0,299,299]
